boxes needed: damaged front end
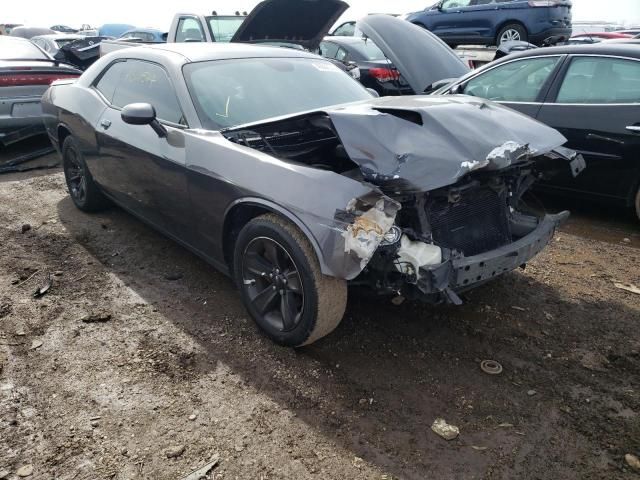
[222,95,585,304]
[353,159,574,305]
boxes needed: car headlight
[381,226,402,245]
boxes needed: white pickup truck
[100,12,248,57]
[99,0,353,72]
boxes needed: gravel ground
[0,165,638,480]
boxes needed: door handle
[626,125,640,133]
[100,119,112,130]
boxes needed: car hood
[231,0,349,51]
[358,15,470,94]
[224,95,568,194]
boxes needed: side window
[442,0,472,9]
[463,56,561,102]
[111,60,185,125]
[333,22,355,37]
[556,57,640,104]
[95,61,128,103]
[319,41,339,59]
[176,17,204,42]
[336,48,348,62]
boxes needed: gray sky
[5,0,640,29]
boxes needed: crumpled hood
[326,95,567,193]
[358,15,470,94]
[231,0,349,51]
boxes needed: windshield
[351,40,387,61]
[0,40,48,60]
[207,16,245,42]
[184,58,371,129]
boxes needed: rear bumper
[416,212,569,302]
[0,96,45,145]
[529,27,572,45]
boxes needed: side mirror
[366,88,380,98]
[437,1,445,10]
[121,103,167,138]
[450,83,463,95]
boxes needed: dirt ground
[0,148,639,479]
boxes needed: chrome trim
[627,126,640,133]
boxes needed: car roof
[137,42,320,62]
[0,35,32,44]
[492,42,640,63]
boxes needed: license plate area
[11,102,42,118]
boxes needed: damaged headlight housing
[381,226,402,246]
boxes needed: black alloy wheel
[62,136,109,212]
[65,146,87,204]
[241,237,304,333]
[233,214,347,347]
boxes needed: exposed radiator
[425,187,511,257]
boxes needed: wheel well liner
[57,125,72,147]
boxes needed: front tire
[497,23,528,45]
[62,136,109,212]
[233,214,347,347]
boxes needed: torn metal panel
[326,96,567,193]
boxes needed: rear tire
[233,214,347,347]
[62,136,109,212]
[497,23,528,45]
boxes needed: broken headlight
[381,226,402,246]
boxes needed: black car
[319,36,413,96]
[437,43,640,220]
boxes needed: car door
[448,0,500,42]
[92,59,193,237]
[430,0,474,39]
[458,54,565,118]
[536,55,640,203]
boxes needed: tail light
[528,0,562,6]
[0,72,79,87]
[369,67,400,83]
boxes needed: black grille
[425,187,511,257]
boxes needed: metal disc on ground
[480,360,503,375]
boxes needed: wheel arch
[495,20,529,40]
[57,123,73,148]
[222,198,331,277]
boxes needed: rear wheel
[497,23,528,45]
[233,214,347,347]
[62,136,109,212]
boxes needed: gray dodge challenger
[42,38,584,347]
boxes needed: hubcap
[242,237,304,332]
[500,29,521,43]
[65,149,87,203]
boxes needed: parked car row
[5,0,640,348]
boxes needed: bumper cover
[416,211,569,302]
[529,27,572,46]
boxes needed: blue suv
[405,0,572,47]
